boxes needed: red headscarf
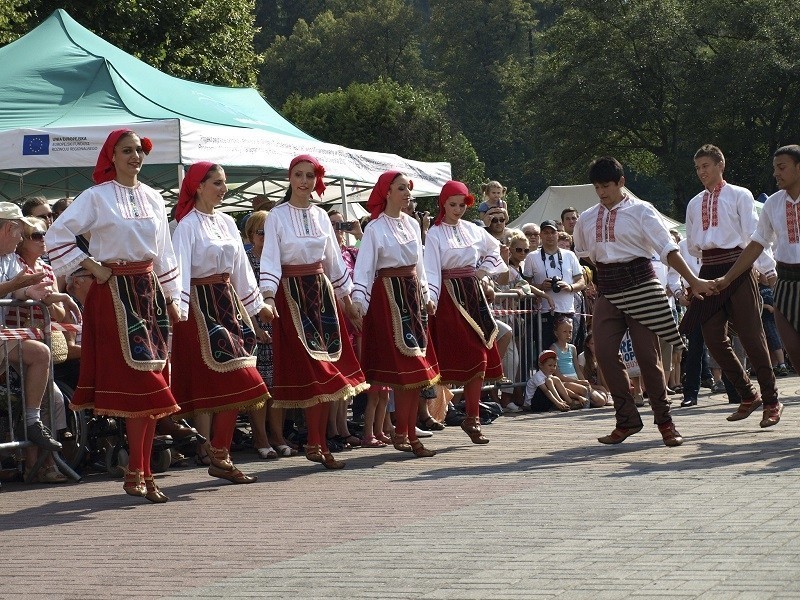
[92,129,153,184]
[366,171,414,220]
[289,154,326,199]
[175,162,216,222]
[435,180,475,225]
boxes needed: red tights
[126,416,157,477]
[464,379,482,418]
[305,402,331,452]
[393,389,419,441]
[210,409,239,451]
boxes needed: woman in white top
[259,155,368,470]
[353,171,440,458]
[423,180,508,445]
[45,129,180,503]
[171,162,272,484]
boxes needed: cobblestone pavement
[2,377,800,600]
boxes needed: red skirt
[429,281,503,386]
[361,275,440,390]
[171,299,268,417]
[271,274,368,408]
[71,277,179,419]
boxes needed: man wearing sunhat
[0,202,62,452]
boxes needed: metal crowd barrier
[0,299,81,485]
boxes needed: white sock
[25,408,41,426]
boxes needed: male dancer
[682,144,782,428]
[715,144,800,383]
[574,157,714,446]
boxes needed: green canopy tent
[0,10,451,210]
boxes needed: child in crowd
[577,331,612,405]
[551,318,607,407]
[525,350,573,411]
[477,180,507,217]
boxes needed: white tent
[0,10,451,215]
[509,184,682,230]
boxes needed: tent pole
[339,178,348,221]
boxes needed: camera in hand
[335,221,354,231]
[549,276,563,293]
[415,211,428,220]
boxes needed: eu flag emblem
[22,135,50,155]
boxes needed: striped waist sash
[442,267,476,280]
[604,279,684,349]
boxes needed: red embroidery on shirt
[701,180,725,231]
[595,201,621,242]
[787,199,800,244]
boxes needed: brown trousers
[593,295,672,429]
[701,270,777,405]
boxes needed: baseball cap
[540,220,558,231]
[0,202,40,227]
[538,350,557,364]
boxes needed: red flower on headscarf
[141,137,153,155]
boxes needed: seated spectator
[550,317,606,407]
[557,231,572,250]
[477,180,508,217]
[0,204,63,475]
[524,350,574,411]
[577,331,612,405]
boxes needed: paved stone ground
[2,377,800,600]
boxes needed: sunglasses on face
[255,229,265,236]
[27,232,46,241]
[514,247,531,254]
[491,217,506,224]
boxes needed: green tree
[281,78,484,187]
[21,0,262,87]
[0,0,28,45]
[260,0,427,106]
[516,0,800,217]
[425,0,537,193]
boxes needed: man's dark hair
[588,157,624,184]
[560,206,578,220]
[774,144,800,164]
[693,144,725,164]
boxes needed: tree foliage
[260,0,427,107]
[516,0,800,216]
[21,0,262,87]
[282,78,484,187]
[0,0,28,45]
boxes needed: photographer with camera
[522,220,585,353]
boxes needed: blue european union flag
[22,135,50,155]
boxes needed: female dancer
[259,154,368,469]
[424,180,508,444]
[45,129,180,503]
[171,162,272,484]
[352,171,440,457]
